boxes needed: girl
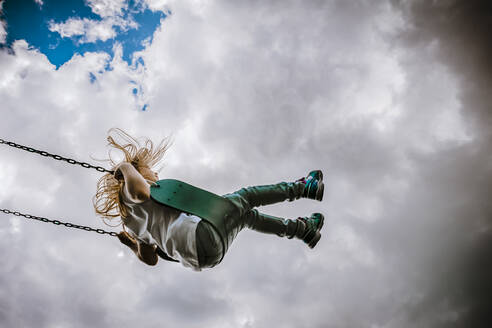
[93,129,325,271]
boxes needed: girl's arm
[114,162,150,203]
[117,231,159,266]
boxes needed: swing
[0,138,231,263]
[150,179,238,261]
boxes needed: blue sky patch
[1,0,166,68]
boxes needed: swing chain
[0,138,114,174]
[0,208,118,237]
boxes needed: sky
[0,0,491,327]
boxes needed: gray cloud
[388,1,492,326]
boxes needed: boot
[296,170,324,201]
[295,213,324,248]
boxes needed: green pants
[196,181,305,268]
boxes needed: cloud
[0,22,5,44]
[0,0,6,44]
[86,0,127,18]
[143,0,171,13]
[48,0,138,44]
[388,0,492,326]
[48,16,137,43]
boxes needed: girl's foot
[297,213,324,248]
[296,170,324,201]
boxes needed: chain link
[0,208,118,237]
[0,138,114,174]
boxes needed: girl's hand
[117,231,137,250]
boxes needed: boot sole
[317,213,325,232]
[315,181,324,201]
[308,232,322,248]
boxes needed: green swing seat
[150,179,237,261]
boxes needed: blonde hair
[93,128,172,226]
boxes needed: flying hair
[92,128,173,226]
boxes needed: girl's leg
[232,181,305,208]
[243,209,303,238]
[229,170,324,209]
[196,209,304,269]
[226,208,323,246]
[198,200,324,269]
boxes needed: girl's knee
[223,193,251,213]
[244,209,259,228]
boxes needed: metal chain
[0,138,114,174]
[0,208,118,237]
[0,138,119,237]
[0,209,181,262]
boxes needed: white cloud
[48,0,138,43]
[0,20,5,44]
[48,16,137,43]
[143,0,172,13]
[34,0,43,8]
[49,18,89,38]
[0,0,6,44]
[87,0,127,18]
